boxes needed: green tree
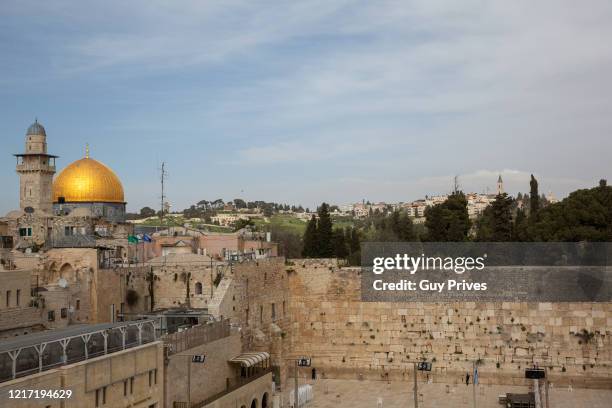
[529,181,612,241]
[317,203,334,257]
[302,215,318,257]
[512,208,529,241]
[490,193,513,241]
[233,218,254,231]
[425,192,470,241]
[139,206,156,217]
[233,198,247,209]
[530,174,540,217]
[332,229,348,259]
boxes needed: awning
[229,352,270,367]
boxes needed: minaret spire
[85,143,90,158]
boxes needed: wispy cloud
[0,1,611,212]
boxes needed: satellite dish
[58,278,68,288]
[24,206,35,214]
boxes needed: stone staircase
[208,275,233,319]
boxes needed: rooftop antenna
[160,162,167,223]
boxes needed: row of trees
[300,177,611,262]
[301,203,361,263]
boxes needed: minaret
[14,120,58,214]
[496,174,504,195]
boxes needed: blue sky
[1,1,611,214]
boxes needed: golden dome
[53,154,125,204]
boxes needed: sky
[1,0,611,214]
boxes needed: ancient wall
[148,253,220,309]
[231,258,291,384]
[287,259,612,388]
[165,332,242,407]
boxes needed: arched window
[195,282,203,295]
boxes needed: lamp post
[174,353,206,407]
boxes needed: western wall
[285,259,612,388]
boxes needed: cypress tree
[530,174,540,217]
[302,215,318,257]
[397,212,415,241]
[332,229,348,259]
[317,203,334,257]
[490,193,514,241]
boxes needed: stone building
[134,227,278,263]
[162,319,273,408]
[0,266,45,339]
[0,320,162,408]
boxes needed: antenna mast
[453,175,460,194]
[160,162,167,223]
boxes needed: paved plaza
[293,378,612,408]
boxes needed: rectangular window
[149,370,153,387]
[76,299,80,310]
[95,389,100,407]
[283,301,286,317]
[154,369,157,384]
[19,228,32,237]
[123,380,128,396]
[271,303,276,320]
[16,289,20,306]
[102,387,106,404]
[260,305,263,323]
[130,377,134,394]
[6,290,10,307]
[61,308,68,318]
[48,310,55,321]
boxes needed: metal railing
[164,319,230,355]
[49,234,97,248]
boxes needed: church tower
[14,120,58,214]
[496,174,504,195]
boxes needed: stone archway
[46,261,58,284]
[262,392,269,408]
[59,263,74,283]
[251,398,258,408]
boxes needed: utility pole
[160,161,167,224]
[472,361,476,408]
[294,359,299,408]
[413,362,418,408]
[187,356,191,408]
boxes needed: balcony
[15,163,56,173]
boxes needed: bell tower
[14,120,58,214]
[496,174,504,195]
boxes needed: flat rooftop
[0,319,157,354]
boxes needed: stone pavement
[296,379,612,408]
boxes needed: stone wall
[286,259,612,388]
[202,373,273,408]
[148,253,221,309]
[231,258,291,384]
[165,332,242,407]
